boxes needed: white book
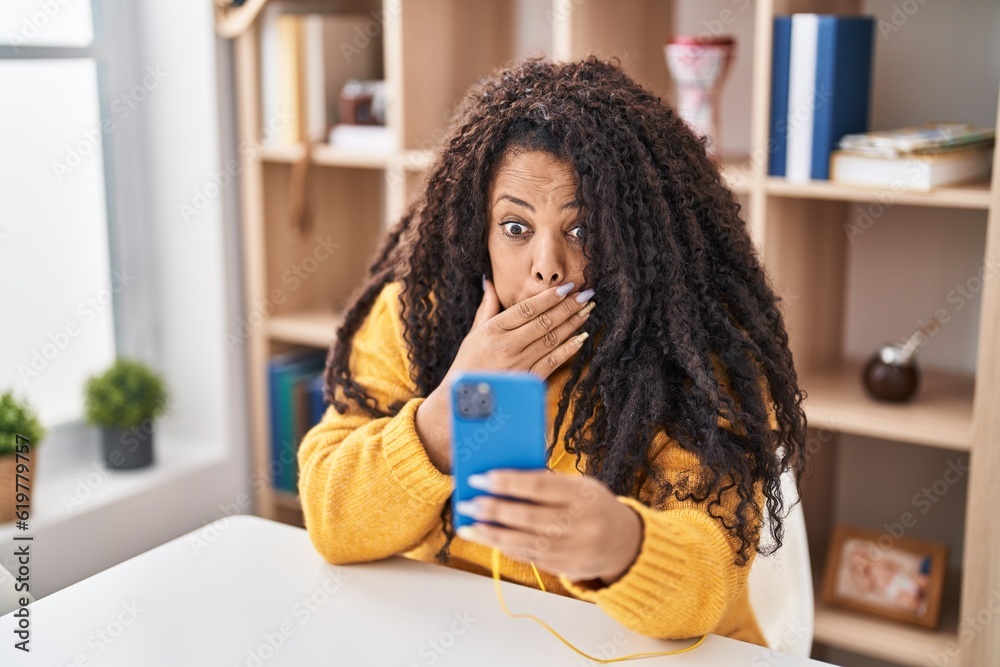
[302,15,328,142]
[785,14,819,183]
[259,2,282,146]
[830,147,994,191]
[328,124,396,152]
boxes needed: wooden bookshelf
[224,1,1000,664]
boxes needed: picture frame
[821,524,948,629]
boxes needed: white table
[1,515,832,666]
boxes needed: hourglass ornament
[664,35,736,161]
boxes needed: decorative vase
[861,316,943,403]
[664,35,736,160]
[102,426,155,470]
[862,346,920,403]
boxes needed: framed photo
[821,524,948,629]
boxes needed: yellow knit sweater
[298,281,771,648]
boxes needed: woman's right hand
[415,278,596,473]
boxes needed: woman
[298,56,808,647]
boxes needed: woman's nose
[532,235,568,287]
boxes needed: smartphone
[450,371,548,530]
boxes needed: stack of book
[768,14,875,182]
[268,350,328,494]
[830,123,995,191]
[259,6,383,146]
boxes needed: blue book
[308,373,327,426]
[768,16,793,177]
[810,15,874,179]
[268,351,325,493]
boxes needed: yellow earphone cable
[483,447,708,662]
[491,549,706,662]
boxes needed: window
[0,1,119,424]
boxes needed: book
[785,14,820,182]
[810,16,875,180]
[838,123,996,158]
[770,14,874,181]
[830,145,993,191]
[267,351,325,492]
[768,16,793,177]
[308,373,327,426]
[328,123,396,152]
[259,11,307,146]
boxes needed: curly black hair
[323,56,809,568]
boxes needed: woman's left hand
[454,470,643,585]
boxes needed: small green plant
[0,391,45,456]
[84,358,169,430]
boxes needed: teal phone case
[450,371,547,530]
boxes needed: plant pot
[0,447,37,523]
[102,426,154,470]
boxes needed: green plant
[0,390,45,456]
[84,358,169,430]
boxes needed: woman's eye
[501,221,527,237]
[569,225,585,239]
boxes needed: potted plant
[0,391,45,523]
[84,358,169,470]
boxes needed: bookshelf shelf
[267,310,344,349]
[813,603,960,667]
[766,176,993,210]
[802,363,975,451]
[260,143,393,169]
[396,149,435,172]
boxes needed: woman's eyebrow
[494,193,580,211]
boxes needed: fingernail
[578,301,596,317]
[574,332,589,345]
[467,474,491,491]
[575,288,595,304]
[457,526,479,541]
[455,500,481,517]
[555,281,575,297]
[482,274,487,290]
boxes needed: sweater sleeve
[557,436,766,640]
[297,282,454,565]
